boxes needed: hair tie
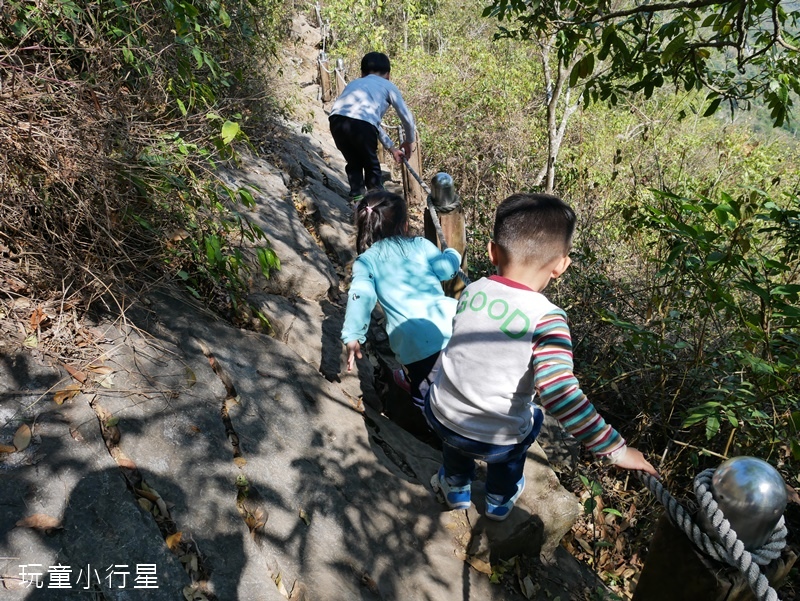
[365,205,373,214]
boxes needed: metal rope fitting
[637,457,788,601]
[430,172,461,214]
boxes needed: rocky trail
[0,14,612,601]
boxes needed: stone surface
[217,154,338,301]
[0,354,189,600]
[465,443,583,562]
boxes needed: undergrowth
[0,0,289,338]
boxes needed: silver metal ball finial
[430,172,459,211]
[710,456,787,550]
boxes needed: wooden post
[402,132,425,211]
[334,58,347,97]
[426,209,467,298]
[423,173,468,299]
[318,54,332,102]
[632,514,797,601]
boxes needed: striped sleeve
[532,310,626,457]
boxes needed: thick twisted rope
[637,470,787,601]
[400,156,472,286]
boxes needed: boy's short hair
[361,52,391,75]
[493,193,576,266]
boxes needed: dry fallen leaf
[575,537,593,554]
[115,454,137,470]
[298,508,310,526]
[64,363,87,383]
[786,483,800,505]
[182,585,209,601]
[243,507,267,536]
[1,574,27,590]
[23,334,38,348]
[88,365,114,375]
[169,229,190,242]
[16,513,62,531]
[13,424,31,451]
[166,531,182,551]
[466,555,493,575]
[136,487,159,503]
[138,498,154,513]
[155,495,169,518]
[233,456,247,468]
[98,374,115,388]
[273,572,289,597]
[53,384,81,405]
[0,444,16,454]
[29,307,47,329]
[179,553,199,575]
[520,575,537,599]
[186,366,197,387]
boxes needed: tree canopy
[485,0,800,127]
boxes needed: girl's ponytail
[354,191,408,254]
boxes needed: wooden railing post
[632,515,796,601]
[318,52,332,102]
[334,58,346,97]
[401,130,425,211]
[424,173,468,298]
[634,459,795,601]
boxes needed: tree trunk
[535,37,581,194]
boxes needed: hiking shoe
[392,368,411,394]
[485,476,526,522]
[430,467,471,510]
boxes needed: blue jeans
[424,396,543,502]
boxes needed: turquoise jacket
[341,237,461,364]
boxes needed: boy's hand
[612,447,660,478]
[346,341,362,372]
[400,140,414,159]
[390,147,405,164]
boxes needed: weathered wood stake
[334,58,346,97]
[423,172,467,298]
[318,53,332,102]
[402,132,425,210]
[632,514,796,601]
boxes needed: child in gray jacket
[329,52,415,201]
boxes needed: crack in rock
[85,395,215,598]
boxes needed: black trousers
[329,114,382,196]
[405,351,441,402]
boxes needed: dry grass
[0,0,288,358]
[1,9,159,310]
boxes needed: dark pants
[405,352,441,402]
[424,395,544,501]
[329,114,383,197]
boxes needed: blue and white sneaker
[430,467,471,510]
[485,476,526,521]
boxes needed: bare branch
[772,1,800,53]
[580,0,727,24]
[734,0,747,70]
[684,41,738,51]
